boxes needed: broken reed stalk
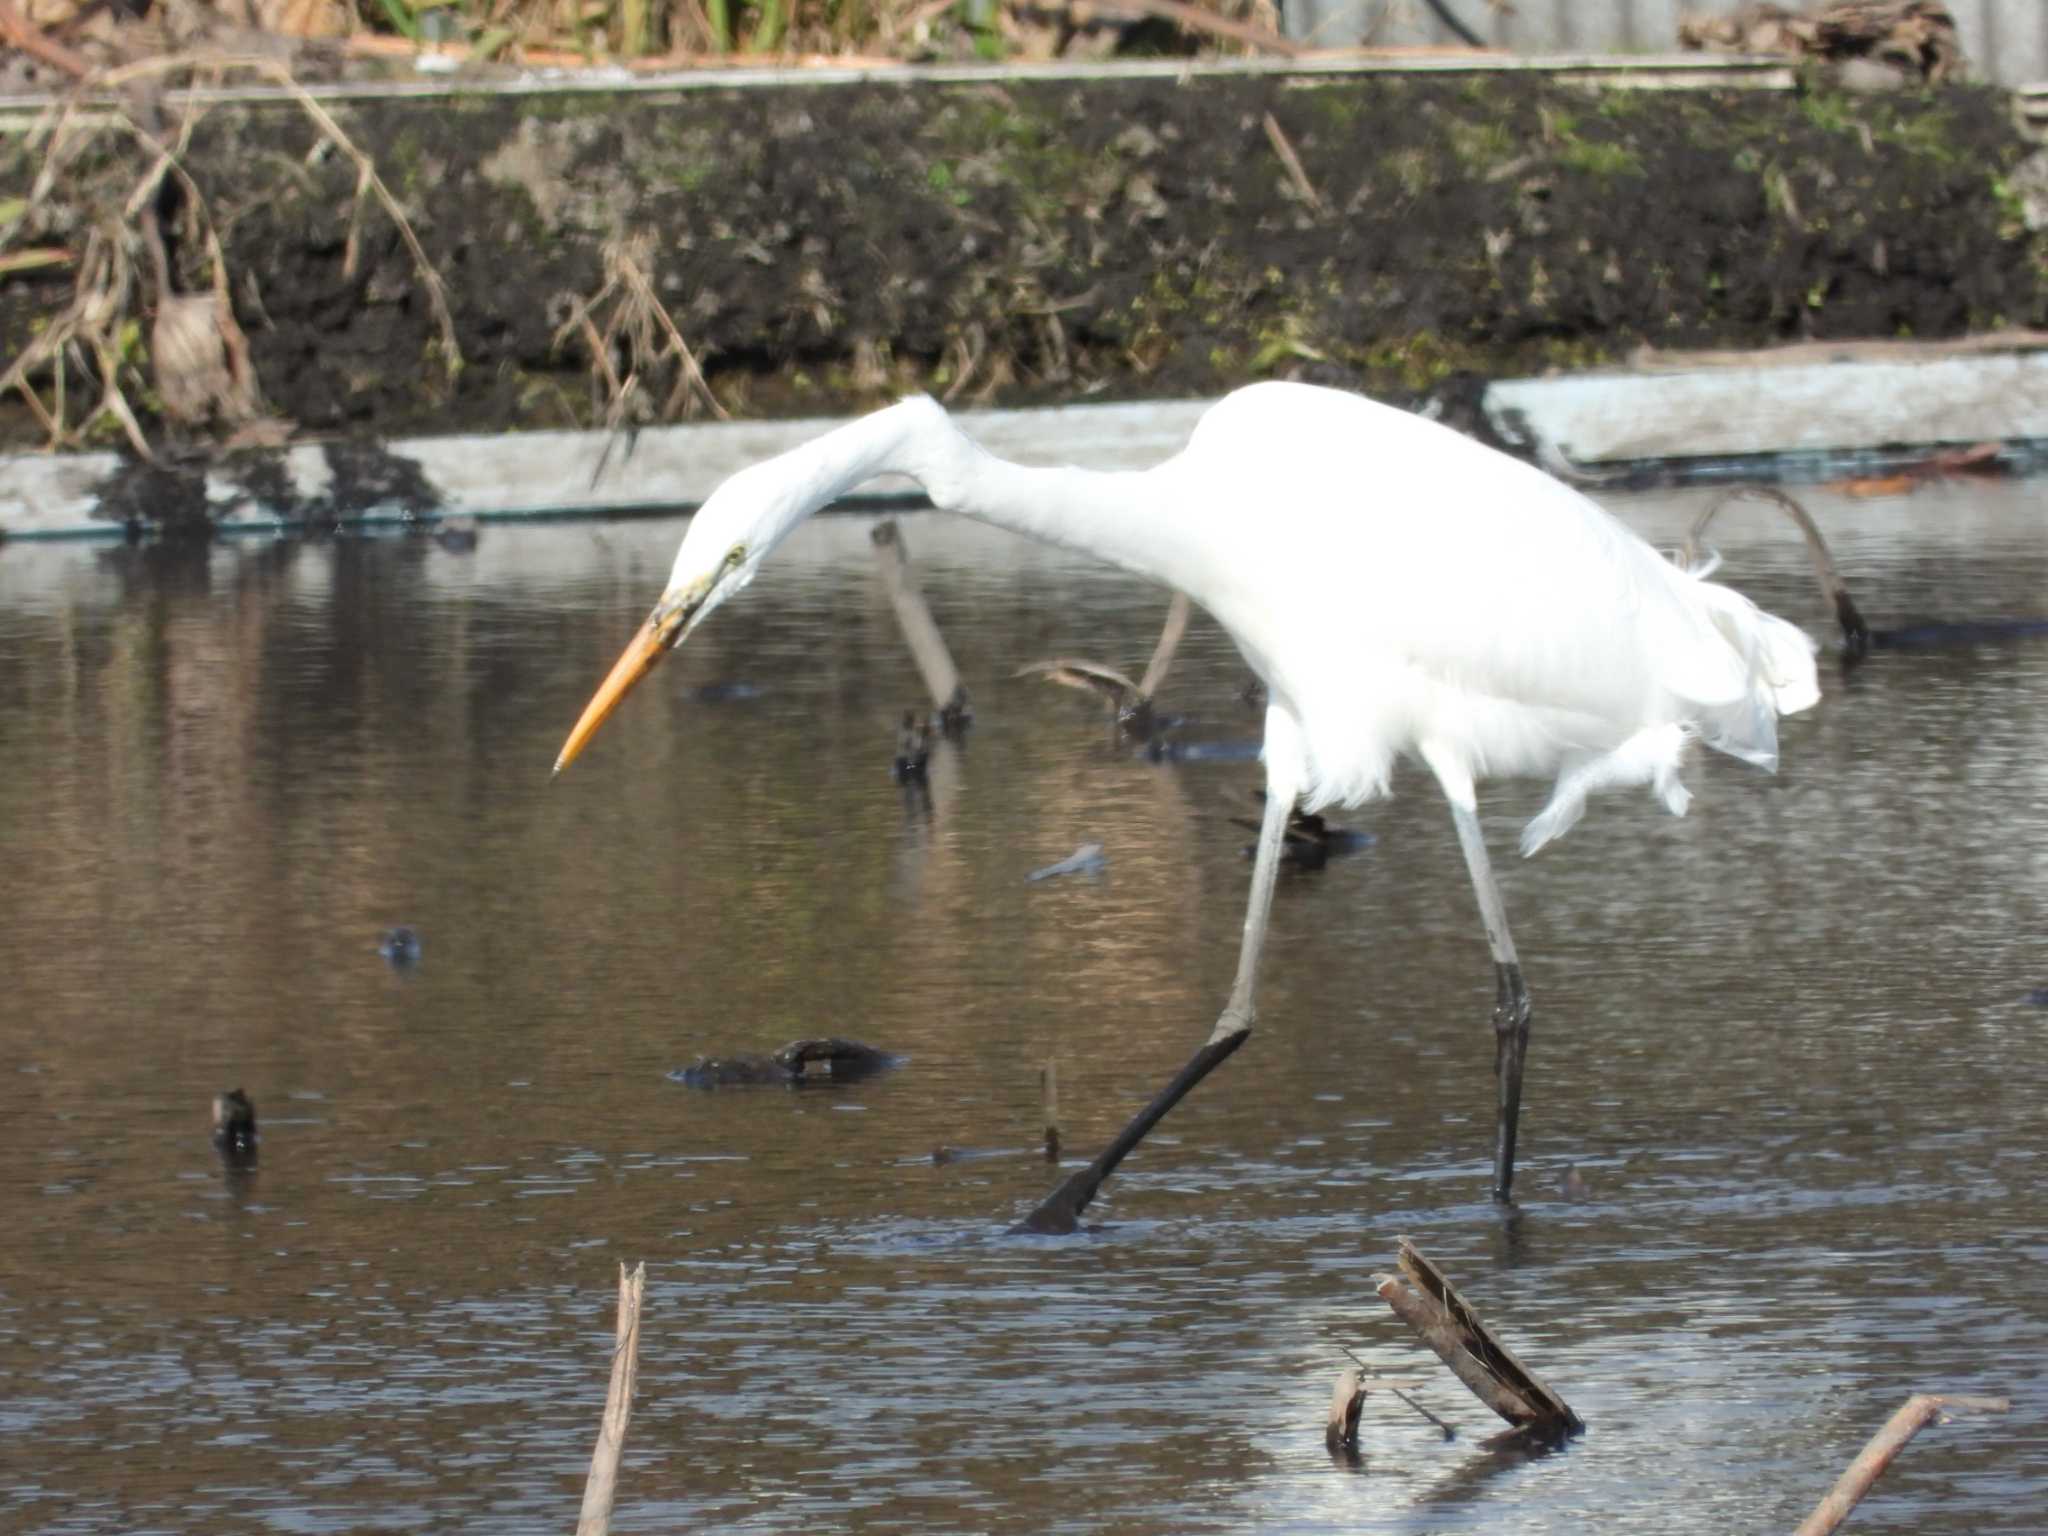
[1373,1239,1581,1433]
[576,1261,647,1536]
[869,519,968,717]
[1793,1392,2010,1536]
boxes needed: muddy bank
[3,67,2044,454]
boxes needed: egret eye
[725,544,746,571]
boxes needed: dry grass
[552,231,728,428]
[14,0,1292,72]
[1,49,461,454]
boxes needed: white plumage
[557,380,1819,1227]
[1045,382,1817,840]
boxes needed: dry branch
[1794,1392,2009,1536]
[576,1261,647,1536]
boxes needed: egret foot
[1012,1025,1251,1234]
[1491,960,1532,1203]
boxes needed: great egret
[554,381,1819,1232]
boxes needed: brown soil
[3,69,2043,454]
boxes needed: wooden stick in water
[1794,1392,2009,1536]
[870,519,968,721]
[1327,1366,1365,1452]
[1373,1239,1581,1433]
[577,1261,647,1536]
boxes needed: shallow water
[2,481,2045,1533]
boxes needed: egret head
[552,465,795,775]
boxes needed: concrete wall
[1282,0,2048,88]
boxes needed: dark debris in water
[893,710,932,783]
[211,1088,258,1167]
[1140,737,1262,765]
[1232,796,1375,871]
[378,926,421,970]
[670,1038,902,1089]
[693,682,764,703]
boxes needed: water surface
[1,482,2044,1533]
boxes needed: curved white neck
[765,397,1192,593]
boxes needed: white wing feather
[1169,383,1818,842]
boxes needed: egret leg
[1447,802,1532,1203]
[1014,709,1303,1234]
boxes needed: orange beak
[553,608,681,775]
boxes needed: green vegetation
[1555,137,1644,178]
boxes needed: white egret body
[557,382,1818,1230]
